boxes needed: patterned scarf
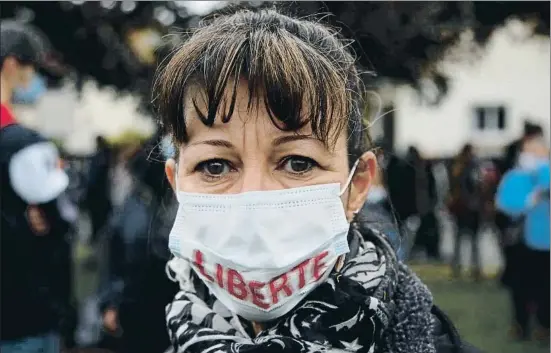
[165,229,435,353]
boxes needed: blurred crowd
[1,10,550,353]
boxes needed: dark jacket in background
[495,139,522,233]
[85,143,113,242]
[385,154,437,221]
[0,124,75,342]
[501,138,524,176]
[385,155,415,221]
[448,157,482,217]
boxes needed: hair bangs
[154,17,352,148]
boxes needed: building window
[473,106,507,132]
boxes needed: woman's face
[165,81,376,221]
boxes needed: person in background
[496,135,550,342]
[85,135,114,246]
[405,146,440,261]
[478,160,500,226]
[448,144,483,279]
[496,122,543,239]
[360,154,405,261]
[0,20,76,353]
[496,122,544,248]
[379,142,419,258]
[495,122,544,292]
[384,145,415,225]
[97,133,179,353]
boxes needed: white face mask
[518,152,548,171]
[168,160,359,322]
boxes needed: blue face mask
[160,136,175,160]
[518,152,549,171]
[12,74,47,105]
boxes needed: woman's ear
[166,158,177,192]
[345,151,377,221]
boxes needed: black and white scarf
[165,230,436,353]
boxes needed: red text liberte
[192,250,329,309]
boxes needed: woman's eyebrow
[271,135,321,147]
[187,139,235,149]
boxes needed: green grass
[415,265,549,353]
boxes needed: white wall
[389,19,550,159]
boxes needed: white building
[13,80,155,155]
[374,19,551,159]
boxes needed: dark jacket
[85,144,113,242]
[495,139,521,233]
[85,145,112,206]
[385,155,437,221]
[448,157,482,217]
[0,124,75,341]
[385,155,415,221]
[501,139,521,175]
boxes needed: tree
[292,1,549,100]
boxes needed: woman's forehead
[182,82,345,147]
[183,103,335,152]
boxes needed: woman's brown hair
[153,7,372,168]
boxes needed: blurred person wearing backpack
[447,144,483,280]
[0,20,76,353]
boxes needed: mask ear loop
[174,163,182,202]
[339,159,361,196]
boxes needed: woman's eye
[281,156,318,174]
[196,159,232,177]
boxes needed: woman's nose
[238,165,276,193]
